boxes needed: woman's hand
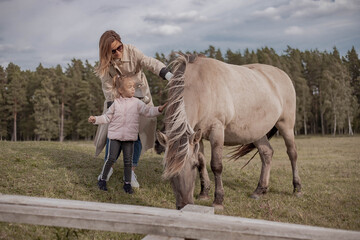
[88,116,96,123]
[158,102,168,113]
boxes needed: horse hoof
[198,194,210,201]
[250,193,261,200]
[294,191,303,198]
[212,203,224,210]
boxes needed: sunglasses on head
[112,44,123,54]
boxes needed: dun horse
[157,54,302,210]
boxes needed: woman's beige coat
[94,44,166,156]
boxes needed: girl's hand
[88,116,96,123]
[158,102,168,113]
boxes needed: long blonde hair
[95,30,122,78]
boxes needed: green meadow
[0,135,359,239]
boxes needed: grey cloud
[290,0,360,19]
[148,25,183,36]
[144,11,208,24]
[253,0,360,21]
[0,44,34,54]
[96,5,128,14]
[284,26,304,36]
[203,33,255,47]
[0,0,358,71]
[192,0,210,6]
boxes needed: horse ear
[190,129,202,145]
[156,130,168,146]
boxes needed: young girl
[88,76,166,194]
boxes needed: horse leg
[197,140,211,200]
[277,125,302,196]
[251,136,274,199]
[209,122,225,209]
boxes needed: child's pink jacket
[94,97,160,141]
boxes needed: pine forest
[0,46,359,141]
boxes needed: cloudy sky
[0,0,359,71]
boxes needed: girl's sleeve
[95,103,115,124]
[137,100,161,118]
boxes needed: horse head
[157,129,202,209]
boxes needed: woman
[93,30,172,188]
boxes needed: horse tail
[267,125,278,138]
[229,126,278,161]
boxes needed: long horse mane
[162,53,200,179]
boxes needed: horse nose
[177,205,185,210]
[176,203,186,210]
[177,196,194,210]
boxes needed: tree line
[0,45,359,141]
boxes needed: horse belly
[223,107,280,146]
[224,125,265,145]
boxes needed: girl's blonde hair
[112,75,133,98]
[95,30,122,78]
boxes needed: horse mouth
[176,205,185,210]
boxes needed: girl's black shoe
[123,183,134,194]
[97,179,108,191]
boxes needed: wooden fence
[1,194,359,240]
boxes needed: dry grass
[0,135,359,239]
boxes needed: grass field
[0,135,360,239]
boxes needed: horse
[156,54,302,210]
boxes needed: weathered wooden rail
[0,194,359,240]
